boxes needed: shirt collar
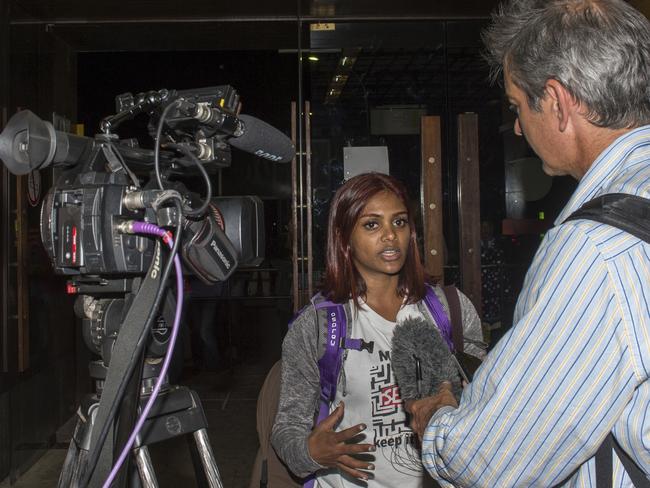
[555,125,650,224]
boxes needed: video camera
[0,85,292,281]
[0,84,294,365]
[0,86,295,487]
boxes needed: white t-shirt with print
[316,301,433,488]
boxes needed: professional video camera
[0,85,295,487]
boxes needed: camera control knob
[125,236,137,249]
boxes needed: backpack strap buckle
[343,338,374,353]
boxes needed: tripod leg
[192,429,224,488]
[134,446,159,488]
[58,437,88,488]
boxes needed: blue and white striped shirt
[422,126,650,487]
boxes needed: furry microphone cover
[391,317,462,401]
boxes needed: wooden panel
[420,116,444,283]
[457,113,482,313]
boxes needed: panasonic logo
[255,149,283,162]
[150,247,161,278]
[211,240,231,269]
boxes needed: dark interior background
[4,0,635,482]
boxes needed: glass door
[297,20,504,322]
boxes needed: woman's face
[348,190,410,282]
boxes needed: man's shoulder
[557,210,648,261]
[607,158,650,200]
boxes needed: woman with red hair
[271,172,484,487]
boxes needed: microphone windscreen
[228,114,295,163]
[392,317,461,401]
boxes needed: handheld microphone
[391,317,462,401]
[227,114,295,163]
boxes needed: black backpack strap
[566,194,650,486]
[595,434,613,488]
[612,436,650,487]
[563,193,650,243]
[596,433,650,488]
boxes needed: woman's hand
[404,382,458,442]
[308,402,376,481]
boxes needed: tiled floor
[1,365,269,488]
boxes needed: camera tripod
[58,360,224,488]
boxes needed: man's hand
[308,402,376,481]
[405,382,458,442]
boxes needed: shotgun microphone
[183,101,295,163]
[227,114,295,163]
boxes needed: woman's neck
[363,276,403,322]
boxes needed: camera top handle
[100,89,171,136]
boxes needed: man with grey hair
[406,0,650,486]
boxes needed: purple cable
[102,221,183,488]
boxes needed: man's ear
[545,79,577,132]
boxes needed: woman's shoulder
[416,283,480,326]
[418,282,447,303]
[288,294,353,333]
[422,283,474,309]
[283,295,355,362]
[418,283,486,357]
[288,301,318,331]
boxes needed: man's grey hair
[483,0,650,129]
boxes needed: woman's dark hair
[322,172,427,306]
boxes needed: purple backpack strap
[303,296,371,488]
[423,285,455,352]
[313,300,347,423]
[303,299,346,488]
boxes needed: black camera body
[3,84,281,283]
[0,85,289,367]
[41,160,155,277]
[35,85,258,280]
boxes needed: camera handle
[100,89,170,135]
